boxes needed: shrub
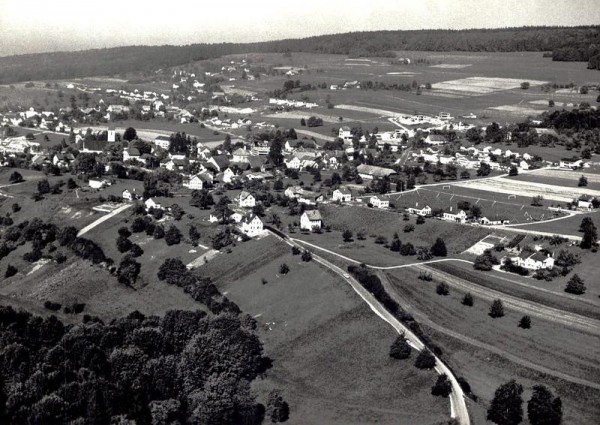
[519,315,531,329]
[279,263,290,274]
[564,273,586,295]
[291,246,301,255]
[436,282,449,296]
[64,303,86,314]
[418,271,433,281]
[9,171,24,183]
[462,293,474,306]
[489,299,505,318]
[414,349,436,369]
[403,224,415,233]
[342,229,353,242]
[416,215,425,224]
[4,264,17,278]
[43,301,62,311]
[389,335,411,359]
[165,225,182,246]
[301,250,312,262]
[431,374,452,397]
[430,238,447,257]
[116,236,132,253]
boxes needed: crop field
[509,169,600,191]
[455,175,600,203]
[206,235,449,425]
[432,77,548,97]
[385,268,600,424]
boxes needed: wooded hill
[0,26,598,83]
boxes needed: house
[356,164,397,180]
[577,199,593,210]
[370,195,389,209]
[238,191,256,208]
[239,213,264,237]
[154,135,171,150]
[339,126,352,141]
[208,155,230,172]
[519,160,530,170]
[425,134,448,146]
[88,179,110,189]
[122,189,136,201]
[514,251,554,270]
[559,157,583,169]
[145,198,162,210]
[407,205,432,216]
[284,155,302,170]
[442,209,468,223]
[183,176,204,190]
[300,210,322,231]
[80,139,106,154]
[232,148,251,163]
[479,217,510,226]
[123,148,141,163]
[332,188,352,202]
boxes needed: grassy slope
[386,268,600,424]
[201,236,448,425]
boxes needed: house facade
[300,210,322,230]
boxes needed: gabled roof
[127,148,140,156]
[303,210,322,221]
[212,155,230,169]
[155,135,170,141]
[239,191,254,200]
[82,139,107,152]
[427,134,448,141]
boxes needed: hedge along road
[290,238,600,336]
[266,231,471,425]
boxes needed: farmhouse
[88,179,110,189]
[407,205,432,216]
[370,195,389,209]
[239,213,264,237]
[300,210,322,231]
[559,157,583,169]
[577,199,593,210]
[122,189,136,201]
[145,198,163,210]
[514,251,554,270]
[232,148,251,163]
[479,217,510,225]
[238,191,256,208]
[332,188,352,202]
[425,134,448,146]
[123,148,142,163]
[442,209,468,223]
[339,126,352,141]
[356,164,396,180]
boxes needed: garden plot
[432,76,547,97]
[463,234,507,255]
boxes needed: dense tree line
[0,306,271,424]
[0,26,598,83]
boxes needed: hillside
[0,26,598,83]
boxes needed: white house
[88,179,109,189]
[332,188,352,203]
[239,213,264,237]
[123,148,142,163]
[514,251,554,270]
[300,210,322,231]
[559,158,583,169]
[339,126,352,141]
[370,195,389,209]
[107,126,116,142]
[424,134,448,146]
[122,189,135,201]
[238,191,256,208]
[232,148,251,163]
[183,176,204,190]
[407,205,432,216]
[442,209,468,223]
[145,198,163,210]
[154,135,171,150]
[519,160,530,170]
[479,217,510,225]
[577,199,593,210]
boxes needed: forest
[0,26,598,83]
[0,306,271,424]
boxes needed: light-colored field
[264,110,343,123]
[430,64,472,69]
[488,104,547,115]
[334,104,399,117]
[386,71,419,75]
[456,176,600,203]
[432,76,548,96]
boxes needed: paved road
[378,272,600,391]
[77,204,132,237]
[291,238,600,335]
[271,232,471,425]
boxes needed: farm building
[154,136,171,150]
[356,164,397,180]
[407,205,432,216]
[479,217,510,226]
[513,251,554,270]
[370,195,389,209]
[559,157,583,169]
[239,213,264,237]
[183,176,204,191]
[332,188,352,203]
[122,189,136,201]
[232,148,251,163]
[145,198,163,210]
[88,179,110,190]
[442,209,468,223]
[300,210,323,231]
[425,134,448,146]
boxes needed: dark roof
[128,148,140,156]
[247,155,267,169]
[212,155,230,169]
[82,139,107,152]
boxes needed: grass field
[385,267,600,424]
[509,169,600,191]
[203,235,449,425]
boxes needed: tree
[123,127,137,141]
[300,118,306,126]
[266,389,289,423]
[579,217,597,249]
[131,217,147,233]
[564,273,586,295]
[548,99,555,107]
[130,244,144,257]
[430,238,447,257]
[189,226,200,244]
[489,299,505,318]
[470,204,482,218]
[414,349,436,369]
[477,162,491,176]
[67,178,78,189]
[531,195,544,207]
[509,166,518,176]
[301,250,312,262]
[342,229,353,242]
[518,315,531,329]
[165,225,182,246]
[389,335,411,359]
[117,255,141,285]
[520,82,530,89]
[578,175,588,187]
[279,263,289,274]
[170,203,184,220]
[487,380,524,425]
[436,282,449,296]
[4,265,17,278]
[118,227,132,238]
[462,292,474,306]
[8,171,23,183]
[37,179,51,194]
[153,224,165,239]
[116,236,132,253]
[431,374,452,397]
[527,385,562,425]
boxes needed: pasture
[203,235,449,425]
